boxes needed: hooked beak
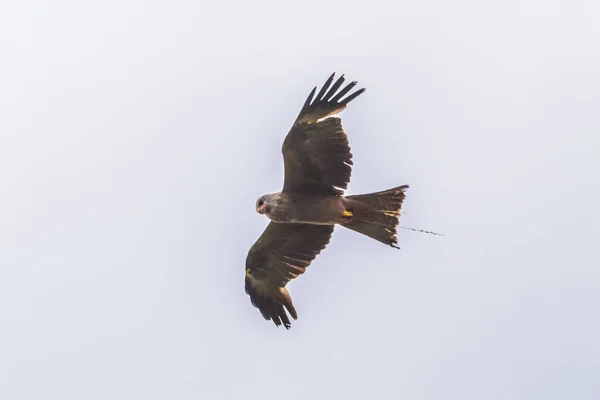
[257,204,266,214]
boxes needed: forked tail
[342,185,409,249]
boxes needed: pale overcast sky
[1,1,599,399]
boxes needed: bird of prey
[245,73,409,329]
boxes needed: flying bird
[246,73,409,329]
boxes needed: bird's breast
[271,195,344,225]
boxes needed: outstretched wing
[282,73,365,196]
[245,222,334,329]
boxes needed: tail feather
[342,185,409,248]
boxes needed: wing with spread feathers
[245,222,334,329]
[282,73,365,196]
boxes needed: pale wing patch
[245,269,270,296]
[316,111,344,123]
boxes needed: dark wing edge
[293,72,366,125]
[245,274,297,330]
[245,222,335,329]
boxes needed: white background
[1,1,599,398]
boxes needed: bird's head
[255,193,280,216]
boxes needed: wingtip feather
[245,276,297,329]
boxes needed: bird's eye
[257,199,264,206]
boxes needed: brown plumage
[343,185,409,248]
[245,223,333,328]
[246,73,409,329]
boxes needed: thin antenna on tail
[398,226,446,236]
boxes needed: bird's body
[245,73,409,329]
[257,192,350,225]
